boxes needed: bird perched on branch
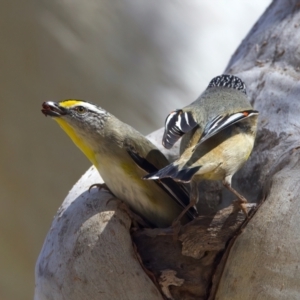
[144,74,258,222]
[41,100,198,228]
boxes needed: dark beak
[41,101,67,117]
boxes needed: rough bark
[214,1,300,299]
[35,1,300,299]
[35,155,255,300]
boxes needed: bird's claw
[171,219,182,241]
[88,183,110,193]
[233,199,248,217]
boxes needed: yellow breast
[54,118,97,166]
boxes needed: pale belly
[194,131,254,181]
[94,154,183,227]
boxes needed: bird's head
[42,99,109,165]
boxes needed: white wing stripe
[184,112,190,126]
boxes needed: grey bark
[35,1,300,299]
[215,1,300,299]
[34,167,163,300]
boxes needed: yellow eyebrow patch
[59,100,83,108]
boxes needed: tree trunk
[215,1,300,298]
[35,1,300,299]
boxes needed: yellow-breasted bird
[41,100,198,228]
[144,75,258,221]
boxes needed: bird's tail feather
[144,163,200,183]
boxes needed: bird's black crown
[208,74,247,94]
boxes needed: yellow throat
[54,100,97,166]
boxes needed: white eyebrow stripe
[72,102,107,114]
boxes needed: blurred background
[0,0,270,299]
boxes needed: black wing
[127,148,198,220]
[162,109,198,149]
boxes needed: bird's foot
[88,183,111,193]
[233,198,248,217]
[170,202,195,240]
[118,202,151,229]
[171,220,182,241]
